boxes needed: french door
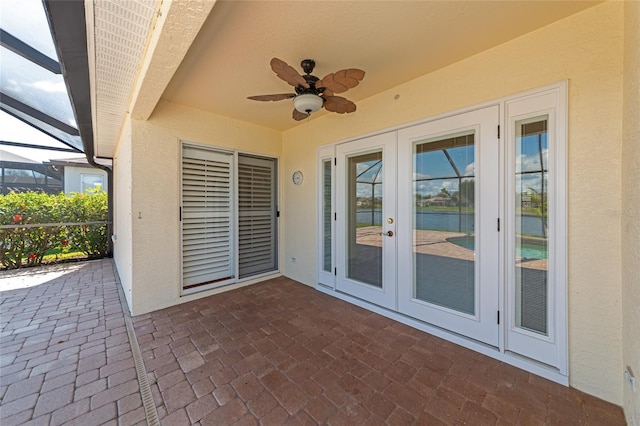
[335,132,397,310]
[327,84,567,374]
[335,106,499,346]
[397,106,500,346]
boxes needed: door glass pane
[347,151,382,287]
[514,117,549,335]
[322,159,332,272]
[413,132,475,314]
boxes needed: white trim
[503,82,568,374]
[316,81,569,383]
[396,106,501,347]
[317,145,335,288]
[334,132,398,310]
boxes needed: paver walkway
[0,259,145,425]
[0,260,628,425]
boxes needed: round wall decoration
[292,170,303,185]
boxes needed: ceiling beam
[130,0,217,120]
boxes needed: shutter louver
[238,155,277,278]
[181,147,234,289]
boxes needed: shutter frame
[238,154,278,278]
[181,145,234,289]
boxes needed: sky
[0,111,84,163]
[352,133,547,200]
[0,0,85,165]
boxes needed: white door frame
[397,105,501,347]
[335,132,397,310]
[316,81,568,383]
[504,87,568,372]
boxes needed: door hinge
[179,206,182,221]
[497,218,500,232]
[497,125,501,139]
[334,212,337,221]
[277,210,280,218]
[334,157,337,166]
[497,311,500,325]
[334,267,337,276]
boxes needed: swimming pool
[446,235,548,259]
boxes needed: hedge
[0,190,108,269]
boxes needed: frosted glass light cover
[293,94,323,114]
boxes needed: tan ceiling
[161,0,601,132]
[89,0,603,157]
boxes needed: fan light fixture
[248,58,365,121]
[293,94,323,115]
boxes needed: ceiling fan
[247,58,365,121]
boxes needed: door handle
[386,230,394,237]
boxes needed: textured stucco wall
[622,1,640,424]
[281,2,624,404]
[128,100,281,315]
[113,117,134,309]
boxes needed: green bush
[63,191,109,257]
[0,190,108,269]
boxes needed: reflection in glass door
[514,117,549,336]
[397,106,500,346]
[413,133,476,315]
[347,152,383,288]
[335,132,397,310]
[505,85,567,372]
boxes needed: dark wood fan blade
[316,68,365,94]
[323,96,356,114]
[271,58,309,88]
[247,93,295,101]
[292,109,308,121]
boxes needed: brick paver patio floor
[135,276,626,425]
[0,260,628,425]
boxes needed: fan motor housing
[300,59,316,74]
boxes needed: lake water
[357,209,546,237]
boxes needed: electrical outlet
[625,366,636,393]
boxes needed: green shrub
[0,190,108,269]
[63,191,108,257]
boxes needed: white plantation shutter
[181,146,234,289]
[238,155,277,278]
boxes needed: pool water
[447,235,548,259]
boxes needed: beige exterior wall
[622,1,640,424]
[127,100,282,315]
[282,2,624,404]
[113,117,134,308]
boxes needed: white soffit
[89,0,157,158]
